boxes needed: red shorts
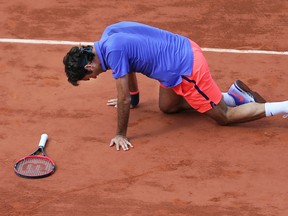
[164,40,222,113]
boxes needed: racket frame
[14,134,56,179]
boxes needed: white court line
[0,38,93,46]
[0,38,288,55]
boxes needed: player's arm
[107,72,140,108]
[128,72,140,108]
[116,75,130,136]
[110,74,134,151]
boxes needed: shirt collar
[94,41,107,71]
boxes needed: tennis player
[63,21,288,151]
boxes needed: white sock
[265,101,288,117]
[222,92,236,107]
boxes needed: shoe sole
[235,80,266,103]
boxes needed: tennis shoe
[228,80,266,106]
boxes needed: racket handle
[39,133,48,148]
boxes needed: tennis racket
[14,134,56,178]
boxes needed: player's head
[63,45,95,86]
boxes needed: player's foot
[228,80,266,106]
[235,80,266,103]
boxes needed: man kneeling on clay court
[63,21,288,151]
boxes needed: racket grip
[39,133,48,148]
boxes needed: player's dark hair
[63,45,95,86]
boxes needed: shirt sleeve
[107,50,130,79]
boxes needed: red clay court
[0,1,287,215]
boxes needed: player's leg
[204,98,266,125]
[205,97,288,125]
[174,39,223,114]
[176,39,268,123]
[159,86,193,113]
[172,39,286,123]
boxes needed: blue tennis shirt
[94,21,194,88]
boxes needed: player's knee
[159,104,178,114]
[215,118,230,126]
[206,110,230,125]
[206,99,231,125]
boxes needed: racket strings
[15,157,54,177]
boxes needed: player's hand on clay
[107,98,118,107]
[106,98,137,109]
[110,135,134,151]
